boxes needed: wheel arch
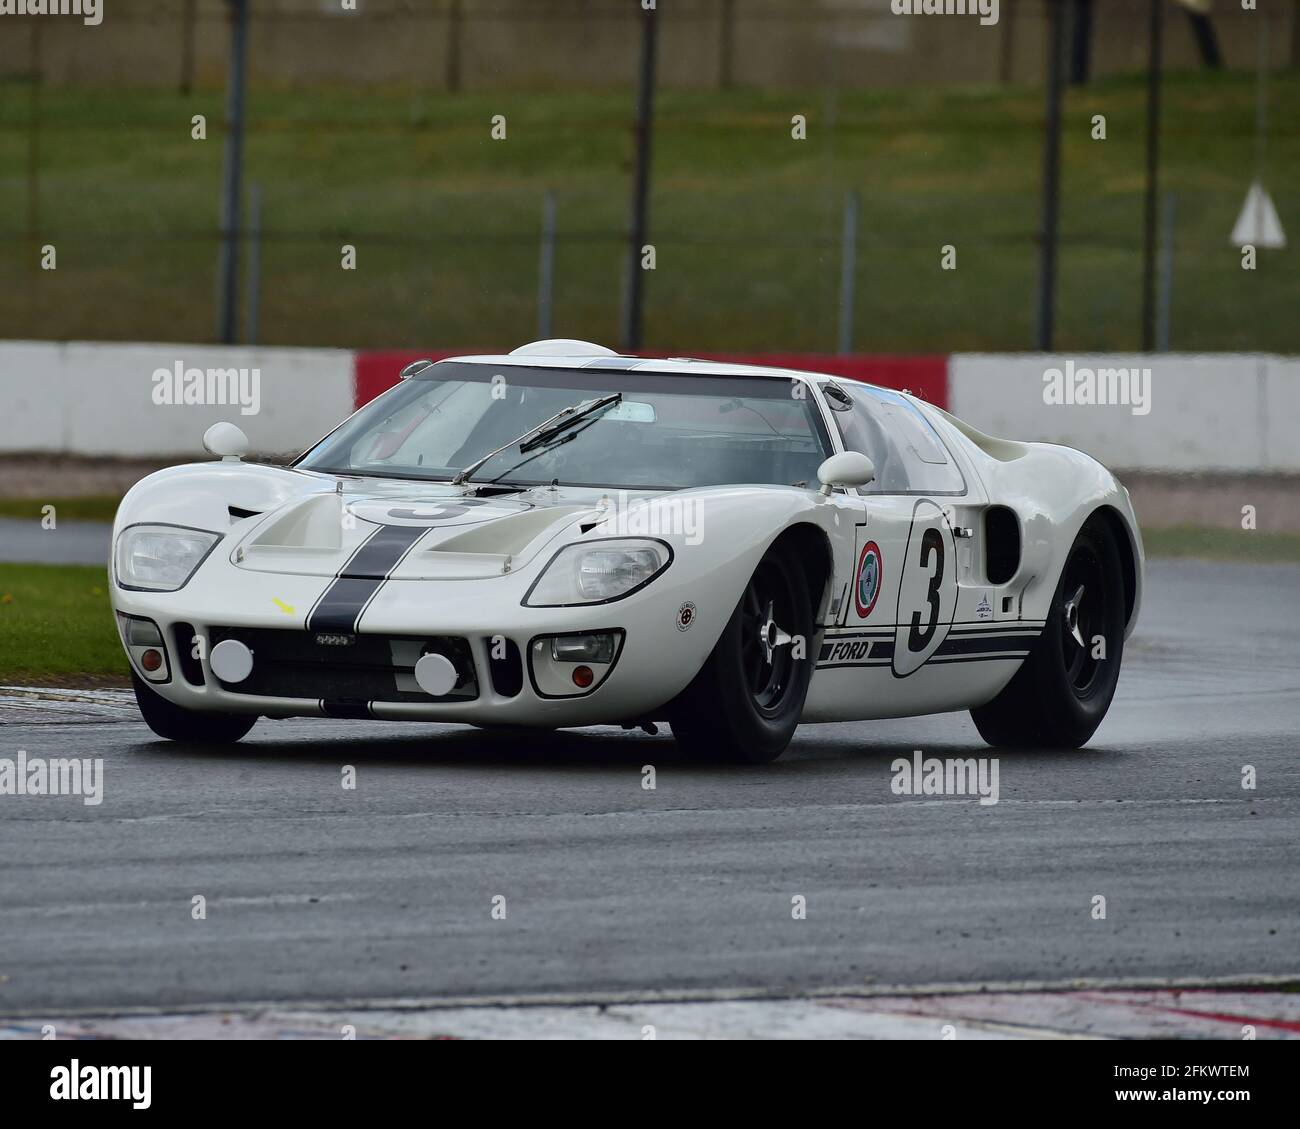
[767,521,835,621]
[1089,504,1140,634]
[972,442,1144,642]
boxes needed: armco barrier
[0,343,945,459]
[1,343,1295,472]
[0,341,354,458]
[948,354,1298,473]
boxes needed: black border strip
[928,654,1029,664]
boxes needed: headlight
[524,538,671,606]
[115,524,221,592]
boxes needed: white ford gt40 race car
[110,339,1143,763]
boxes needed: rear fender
[978,445,1144,639]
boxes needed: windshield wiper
[520,393,621,453]
[450,393,622,486]
[483,421,595,485]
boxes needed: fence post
[446,0,462,93]
[1140,0,1164,352]
[245,183,262,346]
[619,5,658,353]
[1035,0,1065,351]
[998,0,1016,83]
[26,20,41,286]
[180,0,197,95]
[1156,191,1176,353]
[838,191,859,355]
[537,189,557,339]
[216,0,249,345]
[718,0,735,90]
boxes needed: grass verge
[1,71,1296,353]
[0,563,126,686]
[0,497,121,523]
[1139,526,1300,564]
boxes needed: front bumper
[110,559,716,728]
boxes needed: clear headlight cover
[524,539,670,606]
[115,525,220,592]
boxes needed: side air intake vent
[985,506,1021,585]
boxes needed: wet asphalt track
[0,518,110,566]
[1,559,1297,1016]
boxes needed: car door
[808,384,970,719]
[831,495,957,675]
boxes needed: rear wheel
[131,673,257,744]
[668,541,815,763]
[971,518,1126,749]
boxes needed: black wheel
[971,518,1126,749]
[668,540,815,763]
[131,672,257,744]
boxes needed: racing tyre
[971,518,1126,749]
[668,540,815,763]
[131,672,257,744]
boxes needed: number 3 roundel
[892,500,957,677]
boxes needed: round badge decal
[676,601,697,631]
[854,541,883,619]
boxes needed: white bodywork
[109,348,1144,729]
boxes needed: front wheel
[668,541,815,763]
[971,518,1126,749]
[131,673,257,744]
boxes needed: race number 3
[893,500,957,677]
[908,527,944,652]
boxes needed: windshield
[297,363,834,490]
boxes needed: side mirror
[817,451,875,496]
[399,358,435,380]
[204,422,250,462]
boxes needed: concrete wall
[948,353,1298,473]
[0,341,354,459]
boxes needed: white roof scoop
[509,339,618,357]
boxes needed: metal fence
[0,1,1296,354]
[3,1,1297,92]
